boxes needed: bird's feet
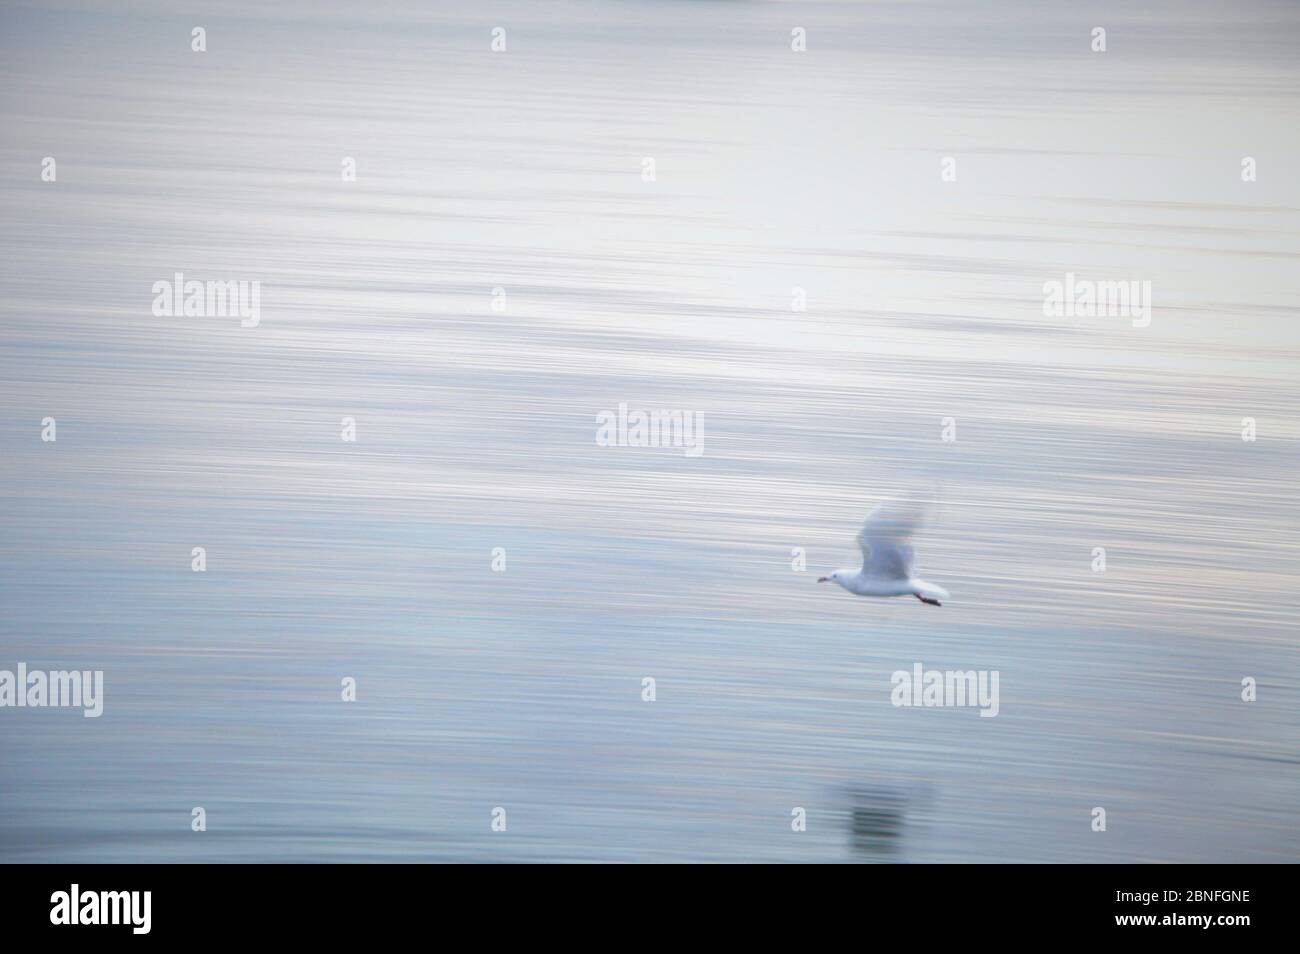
[914,594,942,606]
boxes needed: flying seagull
[818,500,950,606]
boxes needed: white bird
[818,499,950,606]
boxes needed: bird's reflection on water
[839,782,934,861]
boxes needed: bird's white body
[819,499,950,606]
[826,570,948,602]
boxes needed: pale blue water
[1,0,1298,862]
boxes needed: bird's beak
[817,576,829,583]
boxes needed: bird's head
[817,571,840,584]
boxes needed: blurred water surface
[1,0,1298,862]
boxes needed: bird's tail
[911,579,949,602]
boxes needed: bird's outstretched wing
[856,500,925,580]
